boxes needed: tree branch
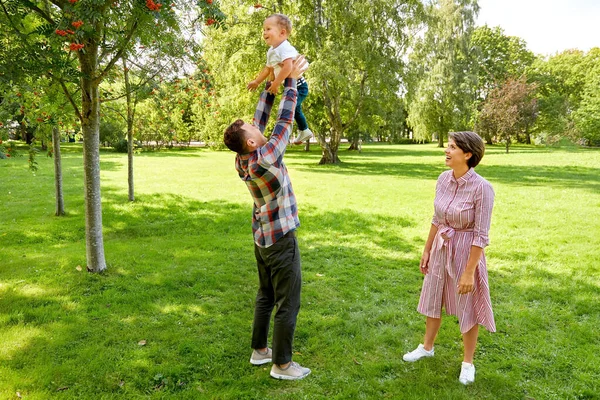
[50,72,83,121]
[19,0,57,25]
[346,71,368,127]
[95,19,139,84]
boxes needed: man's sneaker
[459,362,476,385]
[250,348,272,365]
[402,344,434,362]
[293,129,313,145]
[270,361,311,380]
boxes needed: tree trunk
[303,140,310,152]
[318,127,341,164]
[505,134,510,153]
[123,58,135,202]
[80,47,107,273]
[52,126,65,216]
[437,132,444,147]
[348,135,360,151]
[483,132,493,145]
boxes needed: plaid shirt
[235,78,299,248]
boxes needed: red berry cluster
[206,18,216,26]
[55,29,68,36]
[69,43,85,51]
[69,0,78,3]
[72,20,84,28]
[146,0,162,11]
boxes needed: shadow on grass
[0,191,425,397]
[289,160,599,193]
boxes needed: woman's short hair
[268,14,292,34]
[223,119,247,154]
[448,131,485,168]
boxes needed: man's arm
[251,89,275,134]
[257,56,308,165]
[258,78,297,165]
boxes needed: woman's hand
[458,272,475,294]
[419,251,430,274]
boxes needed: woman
[403,131,495,385]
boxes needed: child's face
[263,17,288,47]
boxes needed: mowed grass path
[0,143,598,399]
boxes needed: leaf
[353,357,362,365]
[316,273,324,277]
[76,265,82,271]
[16,392,22,398]
[138,339,147,346]
[56,386,69,391]
[119,381,125,387]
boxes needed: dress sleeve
[472,181,495,248]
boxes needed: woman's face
[445,139,471,169]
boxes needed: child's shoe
[293,129,313,145]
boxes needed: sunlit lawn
[0,142,598,399]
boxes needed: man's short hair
[224,119,247,154]
[448,131,486,168]
[268,13,292,34]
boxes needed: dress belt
[434,226,473,279]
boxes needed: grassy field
[0,142,599,399]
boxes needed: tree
[528,49,599,144]
[476,77,538,153]
[296,0,423,163]
[200,1,422,164]
[406,0,479,147]
[573,50,600,145]
[470,25,535,143]
[2,0,224,272]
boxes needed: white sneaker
[270,361,311,380]
[293,129,313,145]
[459,362,475,385]
[250,348,272,365]
[402,344,434,362]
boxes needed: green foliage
[100,120,125,146]
[0,143,599,398]
[529,48,600,143]
[113,138,129,153]
[407,0,478,144]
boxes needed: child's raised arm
[266,58,293,95]
[247,66,272,91]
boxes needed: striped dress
[417,168,496,333]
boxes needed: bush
[391,137,422,144]
[100,121,124,146]
[113,139,129,153]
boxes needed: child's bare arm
[266,58,293,95]
[247,66,272,91]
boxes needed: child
[247,13,313,145]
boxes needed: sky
[476,0,600,56]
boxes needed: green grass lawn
[0,142,598,399]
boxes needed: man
[223,56,310,380]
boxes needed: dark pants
[294,82,309,131]
[251,231,302,365]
